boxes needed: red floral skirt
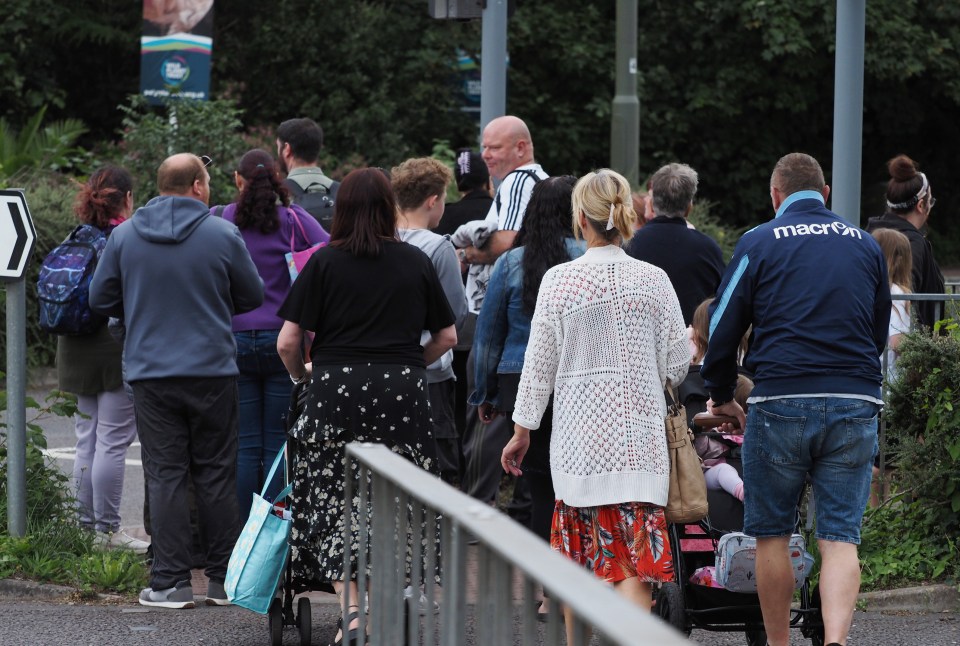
[550,500,674,584]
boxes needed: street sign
[0,190,37,281]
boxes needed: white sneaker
[404,585,440,615]
[95,530,150,555]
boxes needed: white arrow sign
[0,190,37,281]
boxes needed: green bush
[117,95,248,207]
[0,388,148,595]
[860,497,959,590]
[885,324,960,537]
[0,170,79,368]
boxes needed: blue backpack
[37,224,108,335]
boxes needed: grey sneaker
[204,580,231,606]
[139,580,195,609]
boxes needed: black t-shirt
[278,240,455,367]
[433,191,493,237]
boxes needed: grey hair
[650,163,698,219]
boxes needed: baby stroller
[266,381,313,646]
[654,372,825,644]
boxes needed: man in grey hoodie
[90,153,264,609]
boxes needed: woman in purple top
[214,148,328,522]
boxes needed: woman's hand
[501,424,531,476]
[478,402,498,424]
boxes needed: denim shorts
[742,397,879,544]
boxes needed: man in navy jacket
[624,162,724,325]
[701,153,890,646]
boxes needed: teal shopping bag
[225,445,293,614]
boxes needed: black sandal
[330,607,364,646]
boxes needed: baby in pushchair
[693,375,752,502]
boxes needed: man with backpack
[90,153,264,609]
[276,117,338,233]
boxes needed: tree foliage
[3,0,960,259]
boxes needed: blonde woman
[501,169,689,636]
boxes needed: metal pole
[6,278,27,537]
[480,0,508,134]
[610,0,639,186]
[831,0,866,225]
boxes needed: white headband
[886,172,929,211]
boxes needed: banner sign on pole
[140,1,214,105]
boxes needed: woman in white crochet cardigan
[501,169,690,635]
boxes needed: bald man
[91,153,263,609]
[457,116,548,273]
[458,117,547,517]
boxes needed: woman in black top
[865,154,944,329]
[277,168,456,644]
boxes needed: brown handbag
[664,387,709,523]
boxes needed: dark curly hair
[74,166,133,228]
[234,149,290,234]
[515,175,578,315]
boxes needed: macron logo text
[772,221,862,240]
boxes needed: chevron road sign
[0,190,37,281]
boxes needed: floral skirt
[287,363,441,593]
[550,500,674,584]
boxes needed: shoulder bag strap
[288,207,310,252]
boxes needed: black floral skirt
[287,363,441,592]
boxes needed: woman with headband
[501,169,689,638]
[866,154,944,329]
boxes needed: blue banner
[140,1,214,104]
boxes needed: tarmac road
[0,597,954,646]
[8,382,959,645]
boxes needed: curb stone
[858,584,960,613]
[0,578,74,600]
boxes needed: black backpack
[285,177,339,233]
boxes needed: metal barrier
[341,442,690,646]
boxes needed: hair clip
[457,151,471,175]
[606,203,616,230]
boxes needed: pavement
[2,372,958,644]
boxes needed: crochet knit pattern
[512,245,689,507]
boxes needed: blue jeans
[742,397,879,544]
[235,330,291,524]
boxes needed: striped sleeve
[501,172,536,231]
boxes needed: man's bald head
[158,153,205,195]
[481,115,535,180]
[157,153,211,204]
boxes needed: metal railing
[341,442,690,645]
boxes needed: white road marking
[41,446,142,467]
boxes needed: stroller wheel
[745,629,767,645]
[801,583,825,646]
[268,598,283,646]
[297,596,312,646]
[655,582,687,634]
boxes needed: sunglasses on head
[194,155,213,183]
